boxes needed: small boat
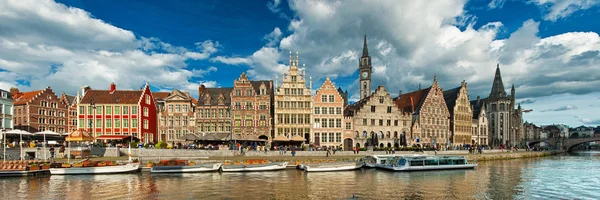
[362,155,397,168]
[151,163,222,173]
[221,162,288,172]
[378,155,477,171]
[303,161,364,172]
[50,163,140,175]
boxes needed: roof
[65,95,76,105]
[152,92,170,100]
[13,90,43,105]
[393,87,431,114]
[198,88,233,106]
[344,95,371,116]
[0,89,13,100]
[80,90,143,104]
[489,64,507,99]
[470,97,486,119]
[442,86,461,115]
[191,97,198,104]
[250,80,273,93]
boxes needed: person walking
[49,145,55,163]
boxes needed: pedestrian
[291,147,296,157]
[49,145,55,162]
[356,146,360,154]
[326,148,330,157]
[391,148,395,154]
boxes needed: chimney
[10,87,20,98]
[109,82,116,93]
[476,96,480,104]
[399,90,402,97]
[199,84,206,97]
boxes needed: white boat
[151,163,222,173]
[303,161,364,172]
[50,163,140,175]
[378,155,477,171]
[221,162,288,172]
[362,155,397,168]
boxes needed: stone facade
[347,86,411,149]
[396,76,450,148]
[312,77,344,148]
[11,87,68,133]
[155,89,197,142]
[0,89,13,131]
[443,81,473,145]
[231,72,274,140]
[274,52,312,142]
[471,97,488,146]
[342,116,354,150]
[484,64,523,147]
[197,85,232,136]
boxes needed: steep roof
[489,64,507,99]
[65,95,76,105]
[152,92,170,100]
[443,86,461,115]
[198,88,233,106]
[250,80,273,93]
[80,90,143,104]
[344,95,371,116]
[470,97,487,119]
[393,87,431,114]
[0,89,13,100]
[13,90,43,105]
[362,35,369,57]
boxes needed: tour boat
[362,155,398,168]
[151,163,222,173]
[377,155,477,171]
[302,161,364,172]
[50,163,140,175]
[220,162,288,172]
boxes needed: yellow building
[443,81,473,146]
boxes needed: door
[343,138,353,151]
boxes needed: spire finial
[362,35,369,57]
[434,74,438,82]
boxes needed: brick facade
[12,87,68,133]
[312,77,344,148]
[231,72,273,140]
[197,85,232,135]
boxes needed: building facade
[197,85,232,136]
[395,76,450,148]
[483,64,524,147]
[443,81,473,146]
[312,77,344,149]
[274,52,312,142]
[359,35,372,100]
[155,89,197,142]
[11,87,68,133]
[0,89,13,131]
[471,97,488,146]
[230,72,274,140]
[347,86,411,149]
[60,92,78,133]
[78,82,158,143]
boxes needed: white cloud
[530,0,600,21]
[264,27,283,47]
[0,0,218,95]
[210,56,253,65]
[488,0,507,9]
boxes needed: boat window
[455,159,466,165]
[409,160,423,166]
[424,160,438,166]
[398,159,407,166]
[438,159,451,165]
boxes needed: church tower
[359,35,372,100]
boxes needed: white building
[0,89,14,130]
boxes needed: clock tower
[359,35,372,100]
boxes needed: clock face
[362,72,368,78]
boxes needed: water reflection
[1,155,599,199]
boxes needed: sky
[0,0,599,127]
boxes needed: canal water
[1,153,599,200]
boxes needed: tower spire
[489,63,507,99]
[362,35,369,57]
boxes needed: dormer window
[291,76,297,82]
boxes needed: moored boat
[303,161,363,172]
[151,163,222,173]
[221,162,288,172]
[362,155,397,168]
[378,155,476,171]
[50,162,140,175]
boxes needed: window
[176,105,181,112]
[168,105,173,113]
[260,104,267,110]
[168,117,173,126]
[96,106,103,114]
[329,133,334,143]
[115,119,121,128]
[345,122,351,130]
[260,115,266,126]
[198,110,203,118]
[132,119,138,128]
[321,95,327,102]
[123,106,129,114]
[113,106,120,114]
[143,107,149,117]
[123,119,129,127]
[183,105,188,112]
[322,107,327,114]
[183,117,188,126]
[79,106,85,114]
[336,119,342,128]
[291,89,296,95]
[145,95,151,104]
[106,119,112,128]
[371,106,376,112]
[336,133,342,143]
[246,102,253,110]
[363,119,367,126]
[336,107,342,115]
[379,119,383,126]
[79,119,84,128]
[144,119,148,129]
[88,106,92,114]
[322,133,327,142]
[291,114,296,124]
[235,102,241,110]
[96,119,102,127]
[387,120,391,126]
[329,107,335,115]
[387,106,392,113]
[291,76,297,82]
[329,95,334,102]
[322,119,328,128]
[394,120,398,126]
[236,90,241,96]
[245,115,252,126]
[379,97,384,104]
[234,115,241,126]
[371,119,376,126]
[132,106,138,114]
[160,116,165,126]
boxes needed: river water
[1,152,599,200]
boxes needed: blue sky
[1,0,599,127]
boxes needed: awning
[272,135,289,141]
[66,129,95,142]
[96,135,132,140]
[290,135,306,142]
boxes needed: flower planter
[98,163,107,167]
[29,166,40,171]
[155,163,165,166]
[73,164,83,168]
[41,165,50,170]
[62,164,72,168]
[146,163,154,168]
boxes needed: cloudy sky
[1,0,599,127]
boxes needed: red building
[78,82,158,143]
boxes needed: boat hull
[221,162,288,172]
[378,163,477,171]
[151,163,222,173]
[304,162,363,172]
[50,163,140,175]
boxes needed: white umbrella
[35,130,61,161]
[5,129,33,160]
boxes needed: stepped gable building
[274,52,312,142]
[11,87,68,133]
[312,77,345,149]
[443,81,473,146]
[359,35,372,100]
[197,85,232,136]
[336,87,349,107]
[78,82,158,143]
[230,72,274,140]
[483,64,523,147]
[154,89,197,142]
[394,76,450,148]
[60,92,78,133]
[470,96,488,146]
[0,89,14,130]
[346,86,411,149]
